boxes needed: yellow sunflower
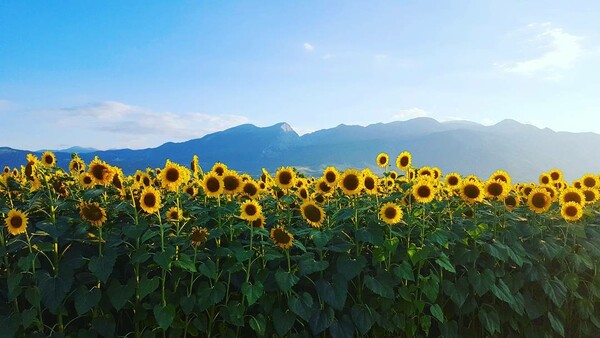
[315,178,333,196]
[184,183,198,198]
[582,188,599,204]
[561,202,583,222]
[432,167,442,180]
[140,173,152,188]
[241,180,260,199]
[560,187,585,205]
[388,170,398,180]
[572,180,582,189]
[297,187,309,201]
[139,186,161,214]
[190,155,203,177]
[160,160,191,192]
[301,201,326,228]
[222,170,242,195]
[503,194,520,211]
[211,162,228,176]
[166,206,183,222]
[270,226,294,250]
[323,166,340,186]
[69,157,86,174]
[396,151,412,171]
[362,172,379,195]
[412,179,436,203]
[444,173,462,189]
[460,181,484,203]
[41,151,56,168]
[379,202,403,225]
[5,209,28,235]
[484,180,509,200]
[339,169,363,196]
[190,227,209,247]
[539,173,551,185]
[201,172,223,198]
[581,174,598,189]
[275,167,296,190]
[3,166,9,174]
[250,215,266,229]
[376,152,389,168]
[418,166,433,178]
[79,202,107,227]
[528,187,552,213]
[489,170,511,186]
[88,157,114,185]
[549,169,563,182]
[240,200,262,222]
[79,172,95,189]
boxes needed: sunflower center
[91,164,108,180]
[245,204,257,216]
[142,177,151,186]
[447,176,459,186]
[83,176,93,185]
[223,176,240,191]
[299,189,308,199]
[464,185,480,199]
[487,183,503,197]
[243,183,258,196]
[505,196,517,207]
[44,155,53,164]
[564,192,581,204]
[170,211,179,219]
[379,157,387,165]
[279,171,292,185]
[166,168,180,182]
[251,218,264,228]
[144,193,157,207]
[550,172,560,181]
[113,176,123,189]
[319,181,331,193]
[325,172,336,183]
[417,185,431,198]
[72,162,80,171]
[214,167,225,176]
[565,205,578,217]
[531,193,547,208]
[400,156,409,167]
[206,177,220,192]
[274,229,291,244]
[83,206,103,221]
[541,176,550,184]
[190,229,207,243]
[10,216,23,228]
[583,190,595,202]
[364,177,375,190]
[384,207,397,220]
[583,177,596,188]
[304,204,322,223]
[343,175,359,191]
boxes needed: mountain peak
[273,122,295,133]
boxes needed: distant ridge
[1,118,599,182]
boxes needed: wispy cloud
[303,42,315,52]
[392,108,430,121]
[0,99,14,111]
[496,22,584,79]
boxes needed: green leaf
[491,278,515,305]
[364,275,394,299]
[421,315,432,335]
[393,261,414,282]
[241,281,264,306]
[180,295,196,315]
[0,314,19,338]
[543,278,567,307]
[249,314,266,336]
[108,279,136,311]
[75,286,101,315]
[443,279,468,308]
[275,270,300,293]
[427,230,449,246]
[478,306,500,335]
[298,257,329,275]
[39,272,72,313]
[174,253,197,272]
[288,292,314,322]
[421,275,440,302]
[430,304,445,323]
[139,276,160,301]
[316,275,348,310]
[435,253,456,273]
[88,253,117,283]
[197,282,226,311]
[312,229,334,248]
[25,287,41,307]
[468,269,495,296]
[309,307,335,335]
[153,304,176,331]
[329,314,355,338]
[199,260,218,279]
[506,246,524,267]
[547,312,565,337]
[7,273,22,301]
[351,304,375,335]
[336,255,367,281]
[539,239,562,259]
[17,253,36,272]
[356,226,385,245]
[563,272,579,291]
[93,314,116,338]
[273,309,296,336]
[153,251,173,270]
[21,307,37,329]
[484,243,507,261]
[223,302,245,327]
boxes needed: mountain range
[1,117,599,182]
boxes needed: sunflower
[315,178,333,196]
[549,169,563,182]
[190,227,209,247]
[275,167,296,190]
[388,170,398,180]
[301,201,325,228]
[5,209,28,235]
[211,162,227,176]
[560,187,585,205]
[184,183,198,198]
[201,172,223,198]
[582,188,599,204]
[260,168,271,183]
[241,180,260,199]
[376,153,389,168]
[166,206,183,222]
[270,226,294,250]
[503,194,520,211]
[490,170,511,186]
[3,166,9,174]
[541,185,558,202]
[379,202,403,225]
[140,173,152,188]
[323,167,340,186]
[460,181,484,203]
[250,215,266,229]
[24,154,38,181]
[539,173,551,185]
[312,193,326,204]
[580,174,598,189]
[240,200,262,221]
[79,202,107,227]
[111,167,125,190]
[160,160,191,192]
[396,151,412,171]
[407,169,416,181]
[88,157,114,185]
[69,157,86,174]
[220,170,241,195]
[362,173,379,195]
[418,167,433,178]
[484,180,509,200]
[412,179,436,203]
[573,180,582,189]
[190,155,203,177]
[527,187,552,213]
[240,174,253,182]
[139,186,161,214]
[432,167,442,180]
[41,151,56,168]
[339,169,363,195]
[444,173,462,189]
[560,202,583,222]
[297,187,309,201]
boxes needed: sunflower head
[388,170,398,180]
[549,169,563,182]
[460,181,484,203]
[539,173,551,185]
[166,206,183,222]
[503,194,520,211]
[484,180,509,200]
[323,167,340,186]
[582,188,599,204]
[297,187,309,201]
[240,200,262,221]
[362,173,379,195]
[139,186,162,214]
[528,187,552,213]
[202,172,224,198]
[79,172,95,189]
[417,167,433,178]
[190,227,209,247]
[396,151,412,171]
[412,179,436,203]
[222,170,242,195]
[490,170,511,185]
[561,201,583,222]
[69,157,86,174]
[41,151,56,168]
[379,202,403,225]
[444,173,462,189]
[432,167,442,180]
[88,157,114,185]
[250,215,266,229]
[275,167,296,190]
[376,153,389,168]
[190,155,203,177]
[340,169,363,196]
[560,187,585,205]
[270,226,294,250]
[79,202,107,227]
[242,180,260,199]
[160,160,191,192]
[212,162,228,176]
[5,209,28,235]
[184,184,198,198]
[581,174,598,189]
[301,201,325,228]
[315,178,333,196]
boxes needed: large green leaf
[435,253,456,273]
[393,261,414,282]
[309,307,335,335]
[249,314,266,336]
[543,278,567,307]
[364,275,394,299]
[199,260,218,279]
[241,281,263,306]
[430,304,445,323]
[491,278,515,305]
[275,270,300,293]
[88,252,117,283]
[468,269,495,296]
[351,304,375,335]
[336,255,367,281]
[272,309,296,336]
[329,314,355,338]
[421,275,440,302]
[153,304,176,331]
[288,292,314,322]
[139,275,160,301]
[316,275,348,310]
[547,312,565,337]
[478,306,500,335]
[108,279,136,311]
[75,286,101,315]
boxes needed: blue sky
[1,1,599,150]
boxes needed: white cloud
[322,53,332,60]
[303,42,315,52]
[496,22,584,79]
[392,108,430,121]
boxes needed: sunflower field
[2,151,600,337]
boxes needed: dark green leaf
[351,304,375,335]
[316,275,348,310]
[180,295,196,315]
[430,304,445,323]
[309,307,335,335]
[364,275,394,299]
[174,253,197,272]
[241,281,264,306]
[153,251,173,270]
[468,269,495,296]
[543,278,567,307]
[199,260,218,279]
[478,306,500,335]
[139,276,160,301]
[312,229,334,248]
[288,292,314,322]
[7,273,22,301]
[223,302,245,327]
[329,314,355,338]
[421,275,440,302]
[153,304,176,331]
[336,255,367,281]
[93,314,116,338]
[435,253,456,273]
[547,312,565,337]
[491,278,515,305]
[275,270,300,293]
[75,286,101,315]
[21,307,37,329]
[393,261,414,282]
[356,226,385,246]
[0,314,19,338]
[249,314,266,336]
[88,252,117,283]
[108,279,136,311]
[273,309,296,336]
[298,257,329,275]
